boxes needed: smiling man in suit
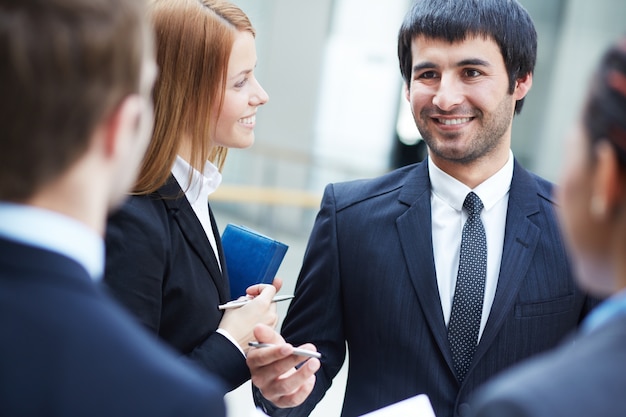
[0,0,226,415]
[247,1,598,416]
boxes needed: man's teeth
[239,116,255,124]
[438,117,471,125]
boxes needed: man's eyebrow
[411,58,491,74]
[457,58,491,67]
[412,61,437,74]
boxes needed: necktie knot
[464,192,483,217]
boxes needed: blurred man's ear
[101,95,147,159]
[404,82,410,102]
[591,140,622,220]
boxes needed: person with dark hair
[469,35,626,417]
[0,0,227,415]
[247,1,598,416]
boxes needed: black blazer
[470,314,626,417]
[263,159,598,417]
[104,176,249,391]
[0,237,226,416]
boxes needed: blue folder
[221,224,288,299]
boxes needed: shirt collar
[428,150,514,212]
[0,202,104,281]
[171,155,222,204]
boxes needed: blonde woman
[104,0,277,392]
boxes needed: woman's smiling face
[212,30,269,149]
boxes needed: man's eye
[418,71,438,80]
[465,69,481,77]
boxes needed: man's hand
[247,323,320,408]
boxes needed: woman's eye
[234,78,248,88]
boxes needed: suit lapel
[157,176,229,303]
[473,161,542,362]
[397,160,546,378]
[396,161,456,372]
[208,203,230,301]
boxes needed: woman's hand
[218,278,283,353]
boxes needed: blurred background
[214,1,626,415]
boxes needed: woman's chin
[219,136,255,150]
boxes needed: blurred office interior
[214,1,626,415]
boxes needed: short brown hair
[133,0,255,195]
[0,0,151,201]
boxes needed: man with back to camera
[469,35,626,417]
[0,0,227,415]
[246,0,600,416]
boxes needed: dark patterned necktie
[447,191,486,382]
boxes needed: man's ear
[102,95,145,158]
[513,72,533,101]
[591,140,622,219]
[403,82,410,102]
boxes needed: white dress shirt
[171,155,223,269]
[0,202,104,281]
[429,151,514,340]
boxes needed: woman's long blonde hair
[133,0,255,194]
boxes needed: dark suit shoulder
[0,243,226,417]
[471,316,626,417]
[110,191,169,224]
[105,191,175,256]
[330,162,423,211]
[108,176,184,224]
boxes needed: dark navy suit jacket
[0,237,226,416]
[470,314,626,417]
[263,159,598,417]
[104,176,250,391]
